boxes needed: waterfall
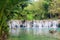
[8,20,60,36]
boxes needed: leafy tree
[48,0,60,18]
[0,0,60,40]
[24,0,51,19]
[0,0,28,40]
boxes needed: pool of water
[8,28,60,40]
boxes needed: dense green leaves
[0,0,28,39]
[0,0,60,40]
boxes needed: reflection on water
[8,27,60,40]
[9,27,60,35]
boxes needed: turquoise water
[57,28,60,32]
[8,28,60,40]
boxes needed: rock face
[8,20,60,35]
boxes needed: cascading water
[8,20,60,36]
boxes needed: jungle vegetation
[0,0,60,40]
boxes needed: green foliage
[0,0,60,39]
[0,0,28,39]
[48,0,60,18]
